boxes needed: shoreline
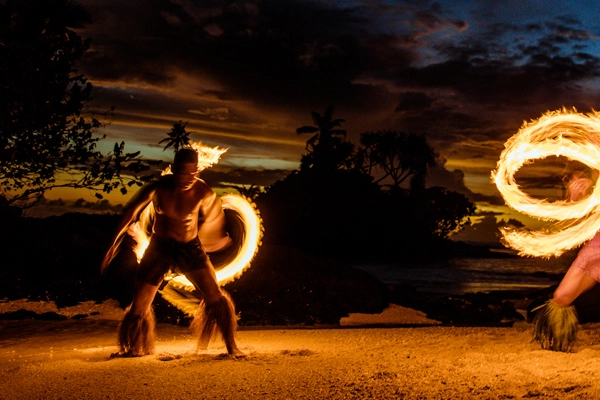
[0,298,442,326]
[0,283,545,328]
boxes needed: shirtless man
[533,165,599,351]
[553,169,599,307]
[102,148,244,358]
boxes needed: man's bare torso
[152,176,210,243]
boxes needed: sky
[32,0,600,241]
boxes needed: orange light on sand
[129,141,262,286]
[492,109,600,258]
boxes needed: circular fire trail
[492,109,600,258]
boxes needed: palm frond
[330,129,346,137]
[296,126,319,135]
[323,105,334,120]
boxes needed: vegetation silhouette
[0,0,156,211]
[256,106,475,261]
[356,130,437,191]
[296,105,354,171]
[236,184,264,200]
[159,121,192,153]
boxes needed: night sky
[36,0,600,236]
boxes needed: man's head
[172,148,199,188]
[173,148,198,170]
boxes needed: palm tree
[159,121,191,153]
[357,130,437,191]
[296,105,351,171]
[237,184,264,200]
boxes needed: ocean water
[354,249,578,295]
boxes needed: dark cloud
[201,167,292,188]
[426,158,499,204]
[395,92,434,112]
[357,14,600,157]
[69,0,600,218]
[451,212,524,245]
[81,1,600,141]
[79,0,414,112]
[398,105,492,138]
[78,0,600,125]
[451,214,501,245]
[513,176,564,191]
[27,197,123,218]
[71,198,124,212]
[40,198,66,207]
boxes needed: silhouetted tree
[417,187,475,239]
[159,120,191,153]
[255,168,383,258]
[0,0,154,208]
[357,130,437,191]
[258,108,475,259]
[237,184,264,200]
[296,105,353,171]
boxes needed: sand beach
[2,301,600,399]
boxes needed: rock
[0,309,67,321]
[37,311,68,321]
[423,292,523,327]
[0,309,39,320]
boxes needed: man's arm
[101,181,157,274]
[198,188,232,252]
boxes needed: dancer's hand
[566,175,593,202]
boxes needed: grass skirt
[118,307,156,356]
[532,299,578,352]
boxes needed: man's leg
[117,236,171,357]
[184,265,244,357]
[533,265,597,352]
[117,279,161,356]
[553,265,597,306]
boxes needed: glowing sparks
[492,109,600,258]
[130,141,262,285]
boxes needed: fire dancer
[102,148,244,358]
[533,164,599,351]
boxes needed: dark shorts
[137,235,210,286]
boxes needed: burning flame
[492,108,600,258]
[129,141,262,286]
